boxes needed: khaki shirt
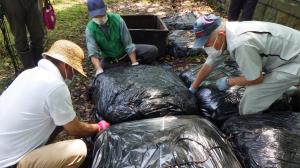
[206,21,300,80]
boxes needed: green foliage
[0,17,15,65]
[0,15,17,93]
[279,0,300,6]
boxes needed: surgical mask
[204,34,224,58]
[93,15,108,25]
[64,65,74,86]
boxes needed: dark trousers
[6,165,16,168]
[1,0,44,69]
[228,0,258,21]
[101,44,158,69]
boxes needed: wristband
[132,62,139,66]
[189,86,197,94]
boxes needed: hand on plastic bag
[216,77,229,91]
[98,120,110,132]
[189,86,197,94]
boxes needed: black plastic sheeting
[180,60,241,88]
[180,60,294,124]
[163,12,205,58]
[222,112,300,168]
[180,61,243,124]
[92,65,199,124]
[162,12,198,30]
[291,95,300,112]
[167,30,205,58]
[92,115,242,168]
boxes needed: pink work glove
[97,120,110,132]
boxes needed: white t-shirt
[0,59,76,167]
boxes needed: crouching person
[189,14,300,115]
[0,40,110,168]
[85,0,159,76]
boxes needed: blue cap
[87,0,107,17]
[193,14,221,49]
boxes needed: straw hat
[42,40,86,77]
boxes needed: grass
[45,0,88,49]
[0,15,17,93]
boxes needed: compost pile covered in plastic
[291,95,300,111]
[162,12,204,58]
[180,60,294,124]
[167,30,204,58]
[222,112,300,168]
[180,60,243,124]
[92,115,242,168]
[92,65,199,124]
[162,12,197,30]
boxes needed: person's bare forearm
[73,122,99,137]
[90,56,102,70]
[128,52,138,64]
[64,117,99,137]
[191,64,213,89]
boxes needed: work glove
[216,77,229,91]
[98,120,110,132]
[95,68,104,76]
[285,86,300,96]
[189,85,197,94]
[132,62,139,66]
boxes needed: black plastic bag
[92,65,199,124]
[180,60,241,88]
[167,30,205,58]
[162,12,197,30]
[180,61,242,124]
[92,115,242,168]
[291,95,300,111]
[222,112,300,168]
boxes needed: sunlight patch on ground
[109,0,214,17]
[154,11,168,16]
[53,0,86,11]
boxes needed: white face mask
[204,34,224,58]
[64,65,74,86]
[93,15,108,25]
